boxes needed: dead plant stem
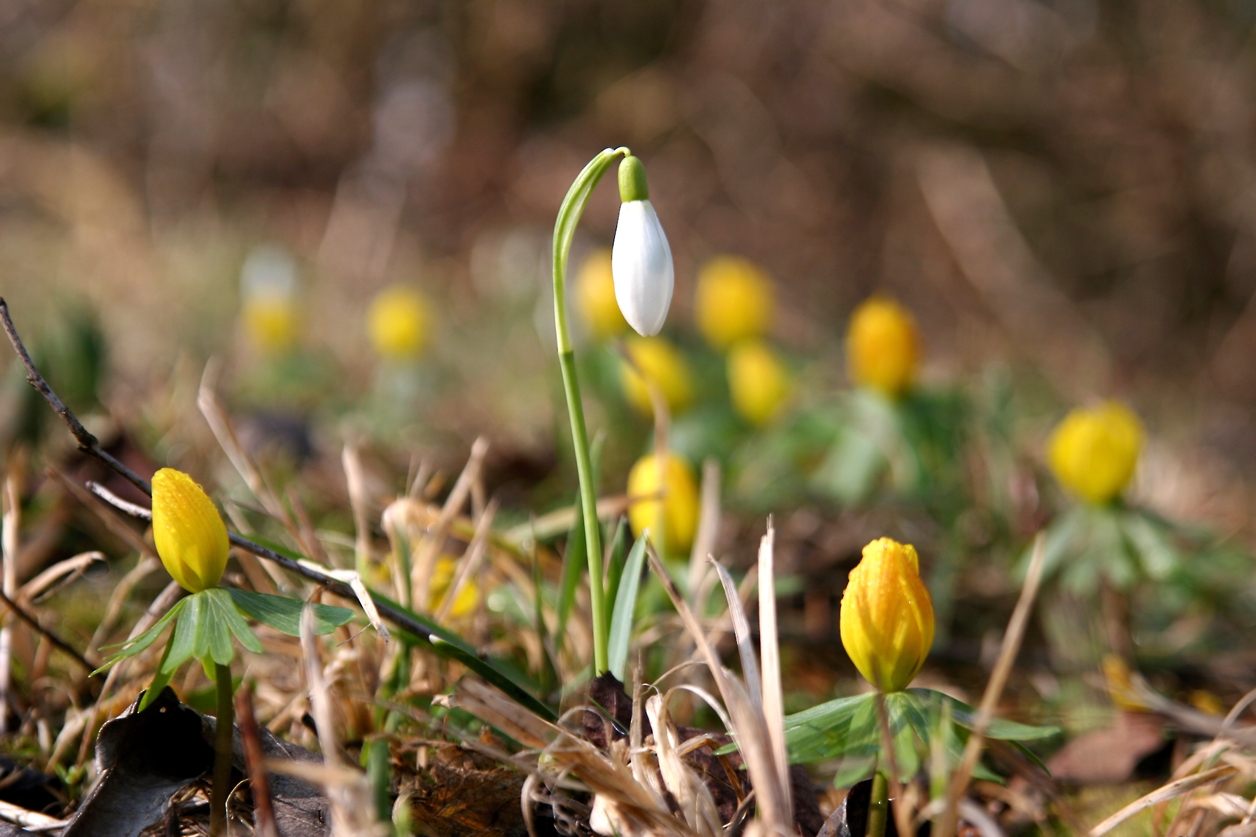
[935,532,1048,837]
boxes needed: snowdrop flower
[611,156,673,336]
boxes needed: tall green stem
[866,769,889,837]
[210,663,235,836]
[552,146,630,674]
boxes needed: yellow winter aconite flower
[151,468,230,593]
[576,249,628,341]
[627,452,699,556]
[620,336,694,416]
[243,297,299,354]
[368,285,430,361]
[840,538,934,693]
[694,256,774,349]
[429,556,478,619]
[845,297,920,398]
[1047,401,1144,505]
[727,339,793,426]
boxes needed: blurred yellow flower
[1101,654,1152,713]
[429,556,478,619]
[620,336,693,416]
[694,256,774,349]
[840,538,934,693]
[1048,401,1144,505]
[576,249,628,341]
[845,297,920,398]
[727,339,793,426]
[243,297,299,354]
[627,452,699,556]
[368,285,430,361]
[152,468,230,593]
[240,244,300,355]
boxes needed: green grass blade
[606,533,648,680]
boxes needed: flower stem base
[210,663,234,836]
[866,770,889,837]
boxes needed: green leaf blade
[606,533,649,680]
[227,588,355,637]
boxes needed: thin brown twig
[236,682,279,837]
[0,586,98,677]
[0,299,151,497]
[0,298,482,649]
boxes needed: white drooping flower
[611,156,674,337]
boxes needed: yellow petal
[694,256,775,349]
[576,249,628,341]
[845,297,920,398]
[839,538,934,692]
[368,285,430,360]
[727,339,793,426]
[152,468,229,592]
[627,452,699,556]
[428,556,479,620]
[243,297,299,354]
[620,336,694,416]
[1047,401,1144,504]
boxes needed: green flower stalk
[552,147,672,673]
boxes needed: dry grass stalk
[935,531,1048,837]
[648,543,793,835]
[342,443,372,568]
[300,604,380,837]
[435,498,497,625]
[19,551,104,605]
[687,458,722,599]
[645,692,723,835]
[756,523,790,816]
[411,436,489,609]
[0,798,66,832]
[1,471,21,732]
[1089,765,1239,837]
[87,555,159,655]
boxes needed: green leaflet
[95,598,188,674]
[227,588,355,637]
[782,688,1059,786]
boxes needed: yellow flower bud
[243,296,299,354]
[727,339,793,426]
[368,285,430,361]
[429,556,478,620]
[695,256,774,349]
[845,297,920,398]
[627,452,699,556]
[151,468,230,593]
[620,336,694,416]
[576,249,628,341]
[1047,401,1143,505]
[839,538,934,693]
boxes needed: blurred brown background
[2,0,1256,498]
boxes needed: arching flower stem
[552,146,630,674]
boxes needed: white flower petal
[612,200,674,336]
